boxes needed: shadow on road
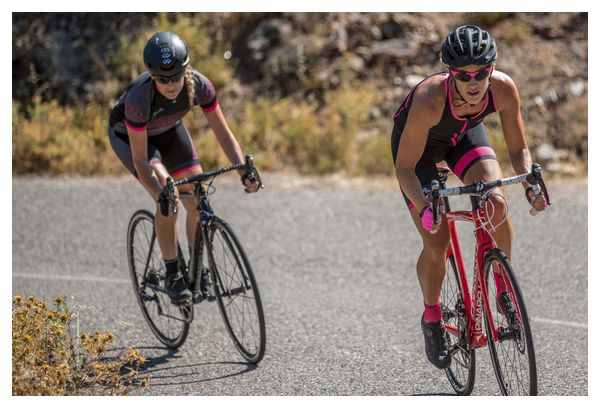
[411,392,456,396]
[115,346,258,387]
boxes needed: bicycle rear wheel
[207,218,266,364]
[441,254,476,395]
[483,248,537,395]
[127,209,191,349]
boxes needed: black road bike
[127,155,266,364]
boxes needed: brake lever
[528,163,550,216]
[430,180,440,226]
[166,176,177,215]
[244,154,265,190]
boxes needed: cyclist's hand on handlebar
[419,206,440,234]
[241,173,260,193]
[157,185,179,216]
[525,186,547,212]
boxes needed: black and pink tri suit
[391,72,499,208]
[108,70,218,178]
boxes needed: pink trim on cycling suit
[202,99,219,113]
[450,121,468,147]
[394,105,406,118]
[125,121,147,132]
[408,202,415,210]
[446,75,490,121]
[452,146,496,179]
[490,87,499,112]
[172,163,202,177]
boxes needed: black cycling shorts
[391,123,497,208]
[108,121,200,178]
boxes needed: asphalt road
[12,174,588,395]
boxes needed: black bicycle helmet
[441,25,497,67]
[143,31,189,77]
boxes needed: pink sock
[424,301,442,323]
[494,272,507,297]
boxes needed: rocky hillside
[12,12,587,176]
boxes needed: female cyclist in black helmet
[108,31,260,304]
[391,25,547,369]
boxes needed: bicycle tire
[482,248,537,395]
[127,209,191,349]
[206,218,266,364]
[441,254,476,395]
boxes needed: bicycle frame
[171,154,263,296]
[180,184,212,296]
[444,206,498,349]
[182,183,252,300]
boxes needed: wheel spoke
[209,221,264,362]
[484,251,536,395]
[440,255,475,395]
[127,212,189,348]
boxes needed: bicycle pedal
[192,291,205,304]
[170,296,192,306]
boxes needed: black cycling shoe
[200,267,216,301]
[421,313,452,369]
[496,292,518,327]
[164,271,192,304]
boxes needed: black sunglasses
[154,72,185,84]
[449,66,493,82]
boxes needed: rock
[370,26,383,40]
[405,74,424,88]
[370,107,382,119]
[370,38,420,59]
[349,56,365,72]
[247,19,293,62]
[331,21,349,53]
[535,143,558,162]
[544,88,559,103]
[568,80,586,97]
[534,95,545,108]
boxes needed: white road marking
[14,273,589,329]
[13,273,130,284]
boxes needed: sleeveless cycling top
[393,72,498,148]
[109,70,217,136]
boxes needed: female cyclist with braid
[108,32,259,304]
[391,25,547,369]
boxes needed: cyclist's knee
[422,231,450,258]
[182,200,199,218]
[485,193,509,224]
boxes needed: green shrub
[468,12,511,27]
[12,98,118,175]
[500,21,533,44]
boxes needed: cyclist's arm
[204,105,246,177]
[395,84,444,212]
[494,73,534,187]
[128,128,164,200]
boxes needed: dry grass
[12,295,148,396]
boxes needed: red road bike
[430,163,550,395]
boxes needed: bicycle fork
[446,217,497,349]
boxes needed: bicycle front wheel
[127,209,191,349]
[207,218,266,364]
[483,248,537,395]
[441,254,476,395]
